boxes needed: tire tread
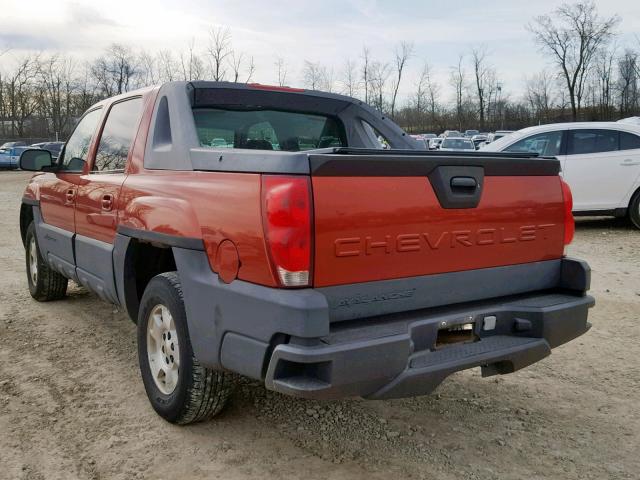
[143,272,234,424]
[26,222,67,301]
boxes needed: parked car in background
[410,135,429,149]
[429,137,443,150]
[442,130,461,138]
[0,141,26,150]
[482,122,640,228]
[31,142,65,159]
[419,133,437,140]
[471,134,488,149]
[464,129,479,137]
[0,145,29,169]
[486,130,514,143]
[0,149,13,169]
[439,137,476,151]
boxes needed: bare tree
[245,56,256,83]
[36,54,77,137]
[302,61,322,90]
[178,40,205,81]
[139,50,159,86]
[593,46,616,118]
[361,46,371,103]
[390,41,413,118]
[450,55,466,130]
[369,61,391,112]
[275,57,287,86]
[90,44,139,96]
[4,56,39,136]
[206,27,232,81]
[229,51,244,82]
[302,61,333,91]
[340,58,359,97]
[528,1,620,120]
[471,46,493,128]
[157,50,178,82]
[618,50,639,116]
[525,70,556,123]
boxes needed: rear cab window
[192,108,346,152]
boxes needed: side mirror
[19,149,53,171]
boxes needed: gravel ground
[0,171,638,480]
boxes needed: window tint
[504,131,563,156]
[568,129,618,155]
[362,121,390,149]
[620,131,640,150]
[93,98,143,171]
[59,109,102,172]
[193,108,346,152]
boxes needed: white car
[482,122,640,228]
[485,130,514,143]
[439,137,476,151]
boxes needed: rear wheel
[629,190,640,230]
[25,222,68,301]
[137,272,234,424]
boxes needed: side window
[620,131,640,150]
[504,131,563,156]
[362,121,390,149]
[93,97,144,172]
[58,108,102,172]
[568,129,618,155]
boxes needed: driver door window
[58,108,102,172]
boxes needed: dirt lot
[0,171,638,480]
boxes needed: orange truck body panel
[311,175,565,286]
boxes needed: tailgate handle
[450,176,477,190]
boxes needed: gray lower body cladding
[172,247,593,400]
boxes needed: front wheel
[629,190,640,230]
[137,272,234,424]
[25,222,68,301]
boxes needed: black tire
[25,222,68,301]
[629,190,640,230]
[137,272,234,424]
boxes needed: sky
[1,0,639,102]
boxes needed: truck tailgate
[309,152,566,287]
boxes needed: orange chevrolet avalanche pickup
[19,81,594,424]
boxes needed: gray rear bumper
[171,248,593,400]
[265,292,593,400]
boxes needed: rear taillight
[261,175,312,287]
[561,179,574,247]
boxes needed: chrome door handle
[621,160,640,166]
[65,189,75,203]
